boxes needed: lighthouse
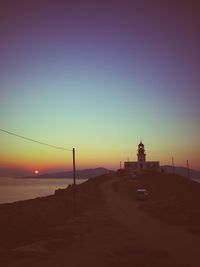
[124,141,160,172]
[137,142,146,168]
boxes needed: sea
[0,177,87,204]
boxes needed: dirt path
[2,176,200,267]
[102,177,200,267]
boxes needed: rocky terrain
[0,171,200,267]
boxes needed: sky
[0,0,200,174]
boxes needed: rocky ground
[0,171,200,267]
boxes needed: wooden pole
[73,148,76,186]
[72,148,76,216]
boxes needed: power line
[0,128,72,151]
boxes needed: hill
[0,167,30,177]
[1,171,200,267]
[161,165,200,181]
[24,167,111,179]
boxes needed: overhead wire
[0,128,72,151]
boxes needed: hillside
[1,171,200,267]
[125,172,200,232]
[161,165,200,181]
[24,167,111,179]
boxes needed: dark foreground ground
[0,171,200,267]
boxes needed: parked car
[135,189,149,201]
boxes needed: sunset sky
[1,0,200,174]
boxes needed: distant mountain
[24,167,112,179]
[161,165,200,181]
[0,167,30,177]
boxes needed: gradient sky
[1,0,200,173]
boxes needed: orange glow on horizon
[1,140,200,172]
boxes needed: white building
[124,142,160,172]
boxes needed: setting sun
[34,170,38,174]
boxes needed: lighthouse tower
[124,141,160,171]
[137,141,146,168]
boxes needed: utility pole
[187,160,190,179]
[73,148,76,186]
[72,148,76,216]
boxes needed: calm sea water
[0,177,87,204]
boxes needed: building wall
[124,161,137,169]
[124,161,160,171]
[145,161,160,170]
[124,142,160,172]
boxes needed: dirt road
[2,176,200,267]
[102,177,200,267]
